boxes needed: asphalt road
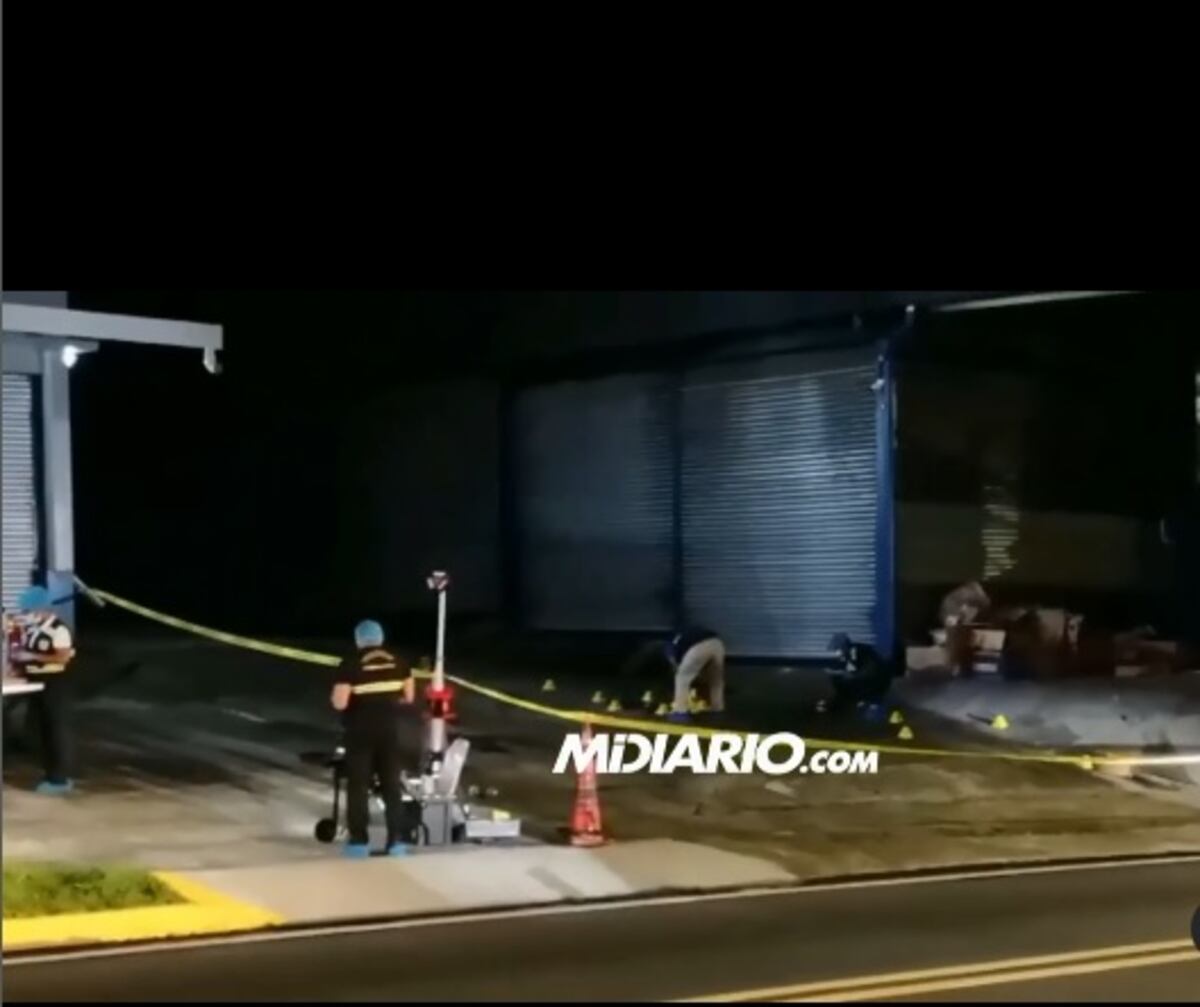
[6,859,1199,1002]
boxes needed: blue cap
[18,585,51,611]
[354,620,385,648]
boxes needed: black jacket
[665,626,720,665]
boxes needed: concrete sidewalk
[12,638,1200,898]
[158,840,797,927]
[1,838,798,952]
[895,673,1200,786]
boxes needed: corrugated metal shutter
[681,347,879,657]
[2,373,41,609]
[515,373,674,630]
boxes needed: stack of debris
[906,581,1184,681]
[908,581,1012,679]
[1111,628,1181,679]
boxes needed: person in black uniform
[827,632,892,710]
[330,620,415,858]
[9,585,77,794]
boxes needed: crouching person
[827,633,892,709]
[666,626,725,722]
[331,620,416,858]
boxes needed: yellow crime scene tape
[89,587,1147,770]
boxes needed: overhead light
[61,345,80,369]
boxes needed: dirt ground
[451,673,1200,877]
[4,632,1200,877]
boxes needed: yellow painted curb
[2,871,284,951]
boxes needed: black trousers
[345,718,408,847]
[33,675,73,784]
[3,697,32,757]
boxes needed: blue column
[670,368,684,629]
[874,339,897,662]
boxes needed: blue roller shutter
[681,347,880,657]
[515,373,674,630]
[2,373,41,609]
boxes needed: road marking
[680,939,1196,1002]
[221,708,268,724]
[798,950,1198,1002]
[7,854,1199,966]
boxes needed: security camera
[203,348,222,375]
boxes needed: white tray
[2,679,44,697]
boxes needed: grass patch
[3,863,184,919]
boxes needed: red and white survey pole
[424,570,455,771]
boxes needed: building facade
[506,322,899,660]
[503,291,1192,660]
[1,292,222,626]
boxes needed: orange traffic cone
[569,723,606,847]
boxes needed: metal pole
[425,570,451,770]
[435,589,447,687]
[429,586,448,758]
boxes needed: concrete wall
[894,295,1194,640]
[0,333,45,373]
[899,503,1160,590]
[4,291,68,309]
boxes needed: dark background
[67,292,511,637]
[66,293,949,638]
[64,291,1200,648]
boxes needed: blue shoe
[386,843,410,857]
[35,779,74,796]
[343,843,370,859]
[667,712,691,725]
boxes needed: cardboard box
[906,653,955,683]
[970,628,1007,653]
[906,645,948,672]
[1135,640,1178,662]
[1113,636,1180,672]
[1114,661,1172,679]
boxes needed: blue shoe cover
[35,779,74,796]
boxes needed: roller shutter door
[515,374,674,630]
[2,373,41,609]
[681,347,879,657]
